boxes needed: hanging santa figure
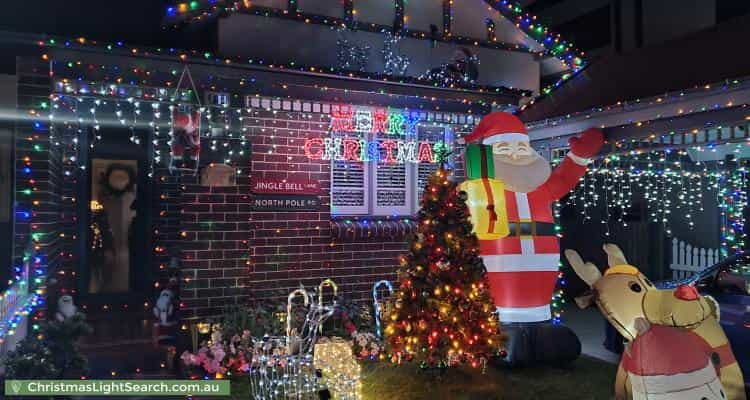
[461,112,604,365]
[170,108,201,172]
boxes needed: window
[206,92,230,107]
[550,146,570,164]
[327,106,453,217]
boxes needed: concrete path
[562,305,622,364]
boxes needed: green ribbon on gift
[465,144,494,180]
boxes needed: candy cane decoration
[318,279,339,308]
[317,279,339,333]
[287,288,310,339]
[372,280,394,340]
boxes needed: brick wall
[177,108,410,319]
[175,106,470,319]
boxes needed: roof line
[481,0,588,107]
[163,1,541,55]
[0,30,528,102]
[164,0,589,104]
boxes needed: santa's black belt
[507,222,556,237]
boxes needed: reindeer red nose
[674,284,700,301]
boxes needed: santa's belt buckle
[508,222,555,236]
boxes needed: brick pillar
[15,55,73,307]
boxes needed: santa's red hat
[464,112,528,145]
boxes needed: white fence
[0,248,33,364]
[669,238,722,279]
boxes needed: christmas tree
[385,168,502,368]
[4,314,92,379]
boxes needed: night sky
[0,0,209,48]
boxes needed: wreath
[100,164,136,196]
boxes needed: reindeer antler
[603,243,628,267]
[564,249,602,288]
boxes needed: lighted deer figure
[565,244,745,400]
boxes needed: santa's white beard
[492,154,551,193]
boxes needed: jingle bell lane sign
[251,178,321,195]
[250,177,321,211]
[251,194,321,211]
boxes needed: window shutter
[372,137,413,216]
[330,131,369,215]
[373,162,412,216]
[414,126,446,211]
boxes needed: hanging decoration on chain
[170,65,203,175]
[420,47,480,87]
[382,31,410,76]
[337,28,371,72]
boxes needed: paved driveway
[563,305,621,364]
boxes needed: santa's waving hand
[464,113,603,325]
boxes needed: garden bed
[229,356,617,400]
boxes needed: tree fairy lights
[386,168,502,369]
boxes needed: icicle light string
[50,91,474,172]
[565,142,747,237]
[52,95,253,166]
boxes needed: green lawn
[230,356,617,400]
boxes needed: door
[78,127,153,302]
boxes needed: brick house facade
[178,107,469,318]
[169,106,473,319]
[8,42,493,324]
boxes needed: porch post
[743,158,750,260]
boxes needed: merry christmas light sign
[304,137,440,164]
[304,105,448,163]
[330,105,420,136]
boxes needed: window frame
[329,123,452,218]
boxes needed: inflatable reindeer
[565,244,745,400]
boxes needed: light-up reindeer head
[564,244,717,342]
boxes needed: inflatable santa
[461,112,603,365]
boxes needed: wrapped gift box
[459,178,508,240]
[314,337,361,399]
